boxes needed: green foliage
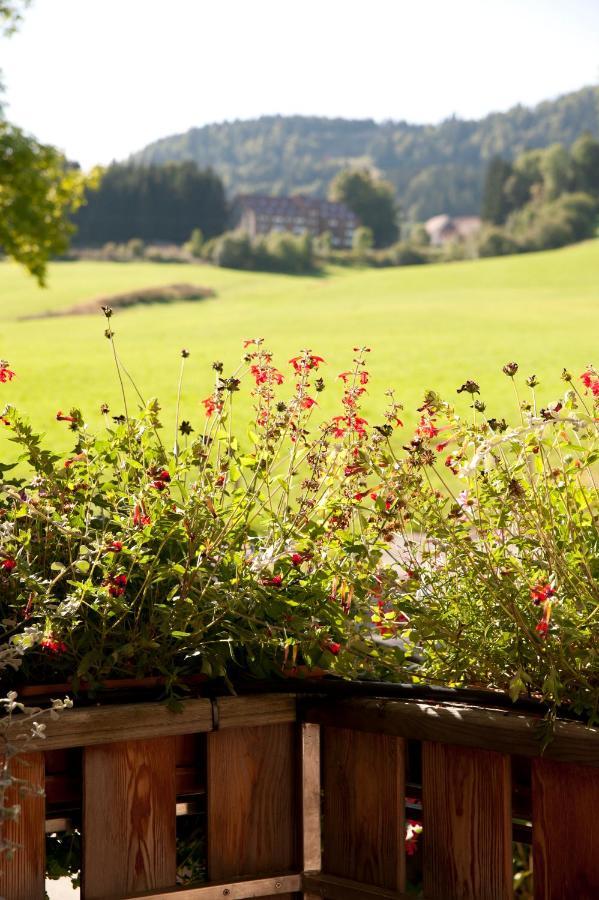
[1,344,598,720]
[131,88,599,219]
[329,169,398,247]
[72,162,228,246]
[0,122,90,284]
[477,226,521,257]
[185,227,204,259]
[507,192,597,251]
[352,225,374,256]
[203,229,316,274]
[482,157,514,224]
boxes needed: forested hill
[130,86,599,220]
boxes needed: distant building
[425,214,482,247]
[231,194,360,248]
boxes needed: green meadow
[1,240,598,461]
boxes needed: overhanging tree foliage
[0,0,91,284]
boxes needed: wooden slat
[216,694,296,730]
[302,697,599,766]
[301,723,321,873]
[83,737,177,899]
[0,752,45,899]
[303,872,411,899]
[422,742,511,900]
[207,723,298,900]
[123,872,302,899]
[322,727,405,892]
[7,698,213,751]
[532,757,599,899]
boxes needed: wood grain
[122,872,302,899]
[7,698,214,751]
[303,872,411,899]
[0,752,45,900]
[532,757,599,899]
[301,723,321,874]
[207,723,298,900]
[422,741,512,900]
[321,726,405,892]
[302,697,599,766]
[82,737,177,899]
[216,694,297,730]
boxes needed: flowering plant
[1,334,598,719]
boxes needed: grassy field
[1,240,598,459]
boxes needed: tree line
[130,88,599,220]
[479,133,599,255]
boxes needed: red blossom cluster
[202,395,223,418]
[530,581,556,638]
[133,504,151,527]
[104,573,128,597]
[41,637,68,654]
[250,362,284,386]
[0,361,15,383]
[151,469,171,491]
[1,558,16,573]
[581,367,599,396]
[289,354,324,374]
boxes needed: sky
[1,0,599,169]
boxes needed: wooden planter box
[3,691,599,899]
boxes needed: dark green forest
[72,162,227,245]
[129,86,599,220]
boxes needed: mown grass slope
[1,241,598,458]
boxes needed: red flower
[291,553,304,567]
[106,541,123,553]
[250,364,284,385]
[344,464,364,477]
[353,491,367,501]
[535,620,549,637]
[289,354,325,374]
[338,371,352,383]
[416,416,440,439]
[0,362,15,383]
[263,574,283,587]
[300,396,316,410]
[202,395,223,417]
[435,440,450,453]
[41,638,68,654]
[105,573,128,597]
[56,411,76,423]
[243,338,263,348]
[133,504,151,527]
[327,641,341,655]
[2,558,16,573]
[581,368,599,396]
[530,583,555,605]
[359,371,369,385]
[152,478,169,491]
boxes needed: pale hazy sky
[2,0,598,169]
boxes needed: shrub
[477,227,521,257]
[1,346,598,720]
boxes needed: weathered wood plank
[216,694,297,730]
[207,723,298,900]
[0,752,45,900]
[123,872,302,899]
[301,723,321,874]
[303,872,411,899]
[322,726,405,892]
[302,697,599,767]
[533,757,599,899]
[422,742,512,900]
[7,698,213,751]
[82,737,177,899]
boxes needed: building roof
[234,193,359,224]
